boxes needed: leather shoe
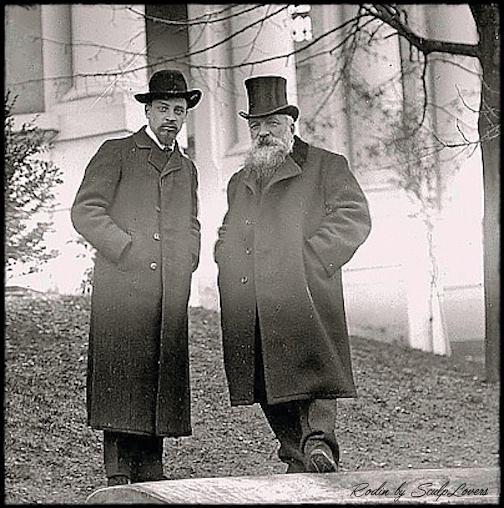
[285,460,306,474]
[133,473,168,483]
[107,475,130,486]
[305,443,338,473]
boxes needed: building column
[47,5,149,142]
[186,4,228,308]
[68,4,148,100]
[40,4,73,109]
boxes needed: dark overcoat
[215,136,371,406]
[71,126,200,437]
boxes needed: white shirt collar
[145,125,175,151]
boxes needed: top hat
[239,75,299,121]
[134,69,202,109]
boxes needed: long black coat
[71,127,200,437]
[215,137,371,406]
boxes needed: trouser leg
[104,431,164,482]
[299,399,339,466]
[260,401,306,472]
[261,399,339,473]
[130,435,164,482]
[103,431,136,479]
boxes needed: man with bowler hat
[72,69,202,486]
[214,75,371,473]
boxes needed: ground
[4,295,500,504]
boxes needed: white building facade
[5,4,484,357]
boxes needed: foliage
[350,76,452,220]
[4,296,499,503]
[298,15,468,209]
[4,91,63,275]
[67,235,96,294]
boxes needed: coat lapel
[243,169,260,195]
[133,127,183,175]
[263,155,302,193]
[160,145,183,178]
[148,146,168,173]
[263,135,308,191]
[243,156,301,195]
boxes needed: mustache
[255,137,284,148]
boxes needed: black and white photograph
[4,3,500,504]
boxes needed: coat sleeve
[190,163,201,272]
[305,154,371,277]
[214,171,240,263]
[71,140,132,264]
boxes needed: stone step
[87,466,499,504]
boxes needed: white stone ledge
[86,466,499,504]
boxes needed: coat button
[155,206,161,213]
[245,219,252,225]
[245,247,252,255]
[150,262,158,270]
[153,232,160,241]
[241,275,248,284]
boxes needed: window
[288,5,313,42]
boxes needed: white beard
[243,132,294,181]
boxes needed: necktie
[164,146,173,159]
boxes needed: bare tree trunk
[471,5,500,382]
[426,218,450,356]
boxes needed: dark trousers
[260,399,339,472]
[254,315,339,472]
[103,431,163,482]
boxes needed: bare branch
[9,10,374,86]
[429,56,482,77]
[402,52,429,138]
[455,85,480,114]
[8,6,290,86]
[141,6,289,65]
[294,16,378,68]
[425,102,477,131]
[32,36,145,57]
[362,18,387,44]
[456,118,473,144]
[376,140,480,172]
[418,54,429,128]
[305,67,342,126]
[430,130,480,151]
[126,4,259,26]
[363,4,481,59]
[239,6,273,65]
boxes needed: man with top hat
[214,75,372,473]
[71,69,202,486]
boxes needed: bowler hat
[134,69,202,109]
[239,75,299,121]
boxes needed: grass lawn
[4,294,499,504]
